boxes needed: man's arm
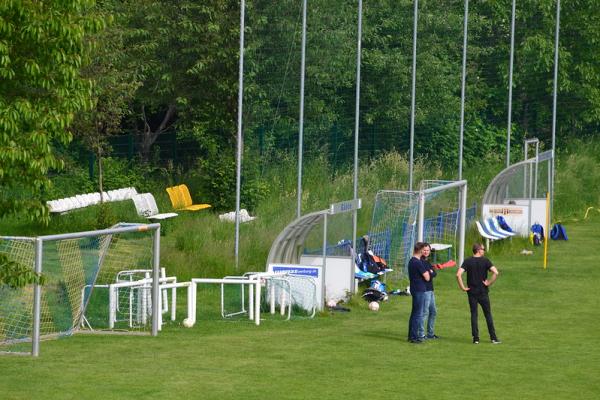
[422,270,431,282]
[429,266,437,278]
[417,261,431,281]
[456,267,469,291]
[483,266,499,287]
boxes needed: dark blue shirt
[422,259,437,291]
[408,257,429,293]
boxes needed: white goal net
[368,180,472,280]
[0,223,161,356]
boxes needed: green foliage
[238,0,600,176]
[45,164,94,200]
[0,253,44,289]
[8,0,592,218]
[99,157,155,193]
[554,138,600,219]
[192,152,269,212]
[95,202,117,229]
[197,153,236,211]
[0,0,105,222]
[71,0,141,195]
[110,0,239,159]
[45,156,168,202]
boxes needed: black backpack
[359,235,388,274]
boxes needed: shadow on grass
[361,330,473,345]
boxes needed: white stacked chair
[46,187,141,214]
[132,193,178,221]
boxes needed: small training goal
[220,272,318,321]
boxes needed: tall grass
[554,138,600,220]
[1,142,596,280]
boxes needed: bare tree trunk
[521,100,529,136]
[93,123,106,203]
[140,104,176,161]
[98,146,104,203]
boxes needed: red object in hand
[436,260,457,269]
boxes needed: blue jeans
[419,291,437,338]
[408,291,426,341]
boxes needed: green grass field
[1,217,599,399]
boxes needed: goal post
[417,180,468,269]
[369,180,471,280]
[0,223,161,357]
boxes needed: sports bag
[550,223,568,240]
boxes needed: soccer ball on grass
[326,299,338,308]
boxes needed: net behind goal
[368,180,472,280]
[368,190,419,280]
[221,273,318,321]
[0,223,161,356]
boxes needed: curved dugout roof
[265,199,361,268]
[482,158,533,204]
[266,209,329,267]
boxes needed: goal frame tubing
[2,223,161,357]
[417,180,467,269]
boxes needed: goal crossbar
[0,223,161,357]
[417,180,467,268]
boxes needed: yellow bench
[166,184,211,211]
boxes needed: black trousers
[467,291,497,340]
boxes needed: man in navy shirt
[407,242,431,344]
[456,243,501,344]
[419,243,439,340]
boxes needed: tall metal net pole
[458,184,467,268]
[32,238,42,357]
[235,0,246,269]
[352,0,363,273]
[417,191,425,241]
[506,0,516,168]
[408,0,419,191]
[151,226,161,337]
[297,0,307,219]
[458,0,469,180]
[550,0,561,222]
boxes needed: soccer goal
[220,272,318,321]
[368,180,473,280]
[0,223,161,357]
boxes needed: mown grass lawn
[1,217,599,400]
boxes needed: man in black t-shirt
[456,243,501,344]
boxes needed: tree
[71,1,140,204]
[0,253,43,288]
[0,0,104,223]
[113,0,239,161]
